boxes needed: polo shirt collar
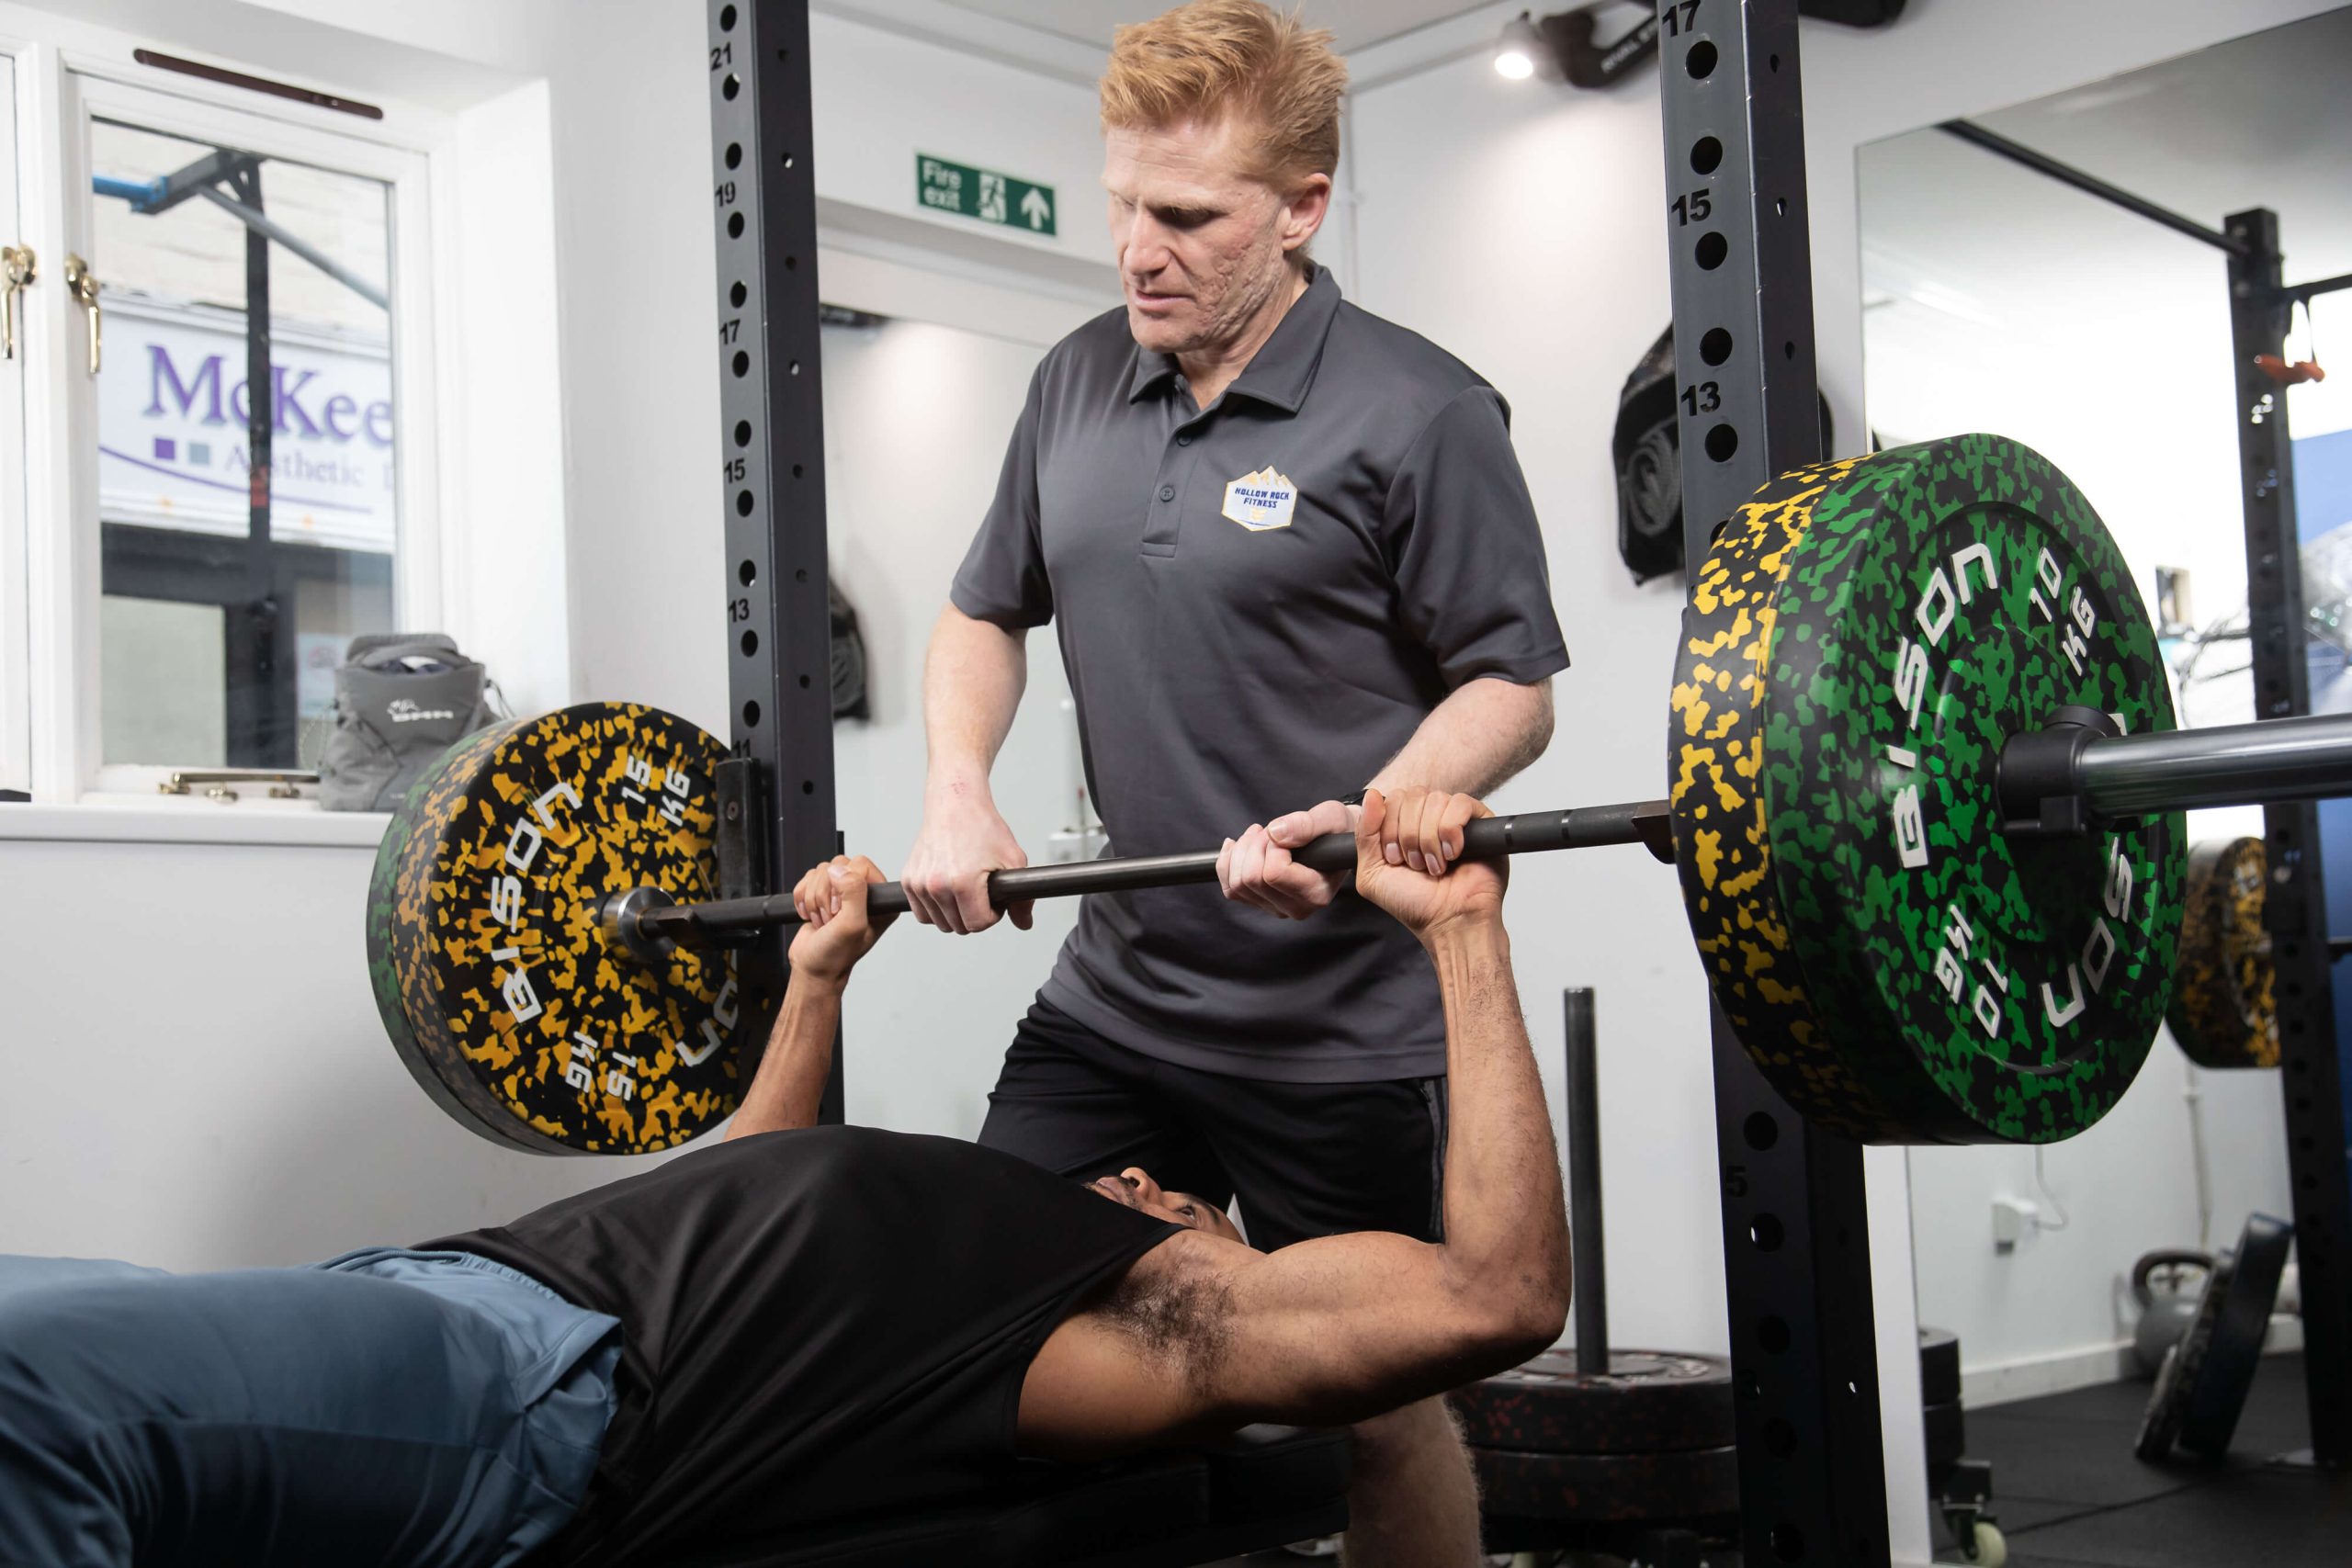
[1125,264,1342,413]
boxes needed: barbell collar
[624,797,1675,955]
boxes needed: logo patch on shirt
[1221,467,1298,532]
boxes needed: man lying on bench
[0,787,1567,1568]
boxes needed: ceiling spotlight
[1494,5,1668,89]
[1494,12,1554,81]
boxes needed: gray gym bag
[316,633,500,811]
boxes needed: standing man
[902,4,1565,1561]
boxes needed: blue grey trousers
[0,1253,618,1568]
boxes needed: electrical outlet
[1993,1197,2039,1251]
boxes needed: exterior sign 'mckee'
[97,290,396,554]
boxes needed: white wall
[0,836,677,1265]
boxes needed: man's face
[1102,117,1326,358]
[1088,1168,1250,1245]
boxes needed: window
[89,118,396,772]
[12,64,442,804]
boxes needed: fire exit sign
[915,153,1057,236]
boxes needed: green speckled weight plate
[367,703,744,1154]
[1676,435,2186,1144]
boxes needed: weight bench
[662,1424,1351,1568]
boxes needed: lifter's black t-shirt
[424,1125,1178,1565]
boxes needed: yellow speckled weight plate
[1669,456,1886,1140]
[366,703,745,1154]
[2167,837,2278,1069]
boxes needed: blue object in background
[2296,427,2352,1162]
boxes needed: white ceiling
[932,0,1500,54]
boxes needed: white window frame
[0,52,26,799]
[8,35,445,824]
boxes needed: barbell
[366,434,2352,1155]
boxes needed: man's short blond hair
[1099,0,1348,190]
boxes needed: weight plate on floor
[2134,1339,2192,1462]
[1919,1325,1962,1406]
[1450,1348,1734,1454]
[1675,435,2186,1144]
[2136,1244,2234,1462]
[2179,1213,2292,1458]
[2166,838,2278,1068]
[1469,1443,1738,1522]
[1923,1398,1965,1472]
[367,703,745,1154]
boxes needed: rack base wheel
[1961,1519,2007,1567]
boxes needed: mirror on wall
[1859,6,2351,1555]
[816,304,1104,1135]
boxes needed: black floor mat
[2006,1466,2352,1566]
[1939,1353,2351,1568]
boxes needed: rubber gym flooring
[1934,1351,2352,1567]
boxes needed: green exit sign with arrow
[915,153,1057,237]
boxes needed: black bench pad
[663,1424,1350,1568]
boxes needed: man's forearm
[1368,676,1554,798]
[923,605,1029,797]
[1428,920,1570,1322]
[724,973,843,1139]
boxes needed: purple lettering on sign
[273,367,322,438]
[322,393,358,442]
[364,400,394,447]
[145,345,226,425]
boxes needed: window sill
[0,799,392,849]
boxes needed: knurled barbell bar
[365,434,2352,1156]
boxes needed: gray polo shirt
[952,266,1567,1083]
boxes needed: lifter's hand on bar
[1218,797,1358,920]
[1354,787,1507,945]
[1376,784,1481,875]
[786,856,899,983]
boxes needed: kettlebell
[2131,1249,2213,1376]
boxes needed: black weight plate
[366,703,746,1154]
[1450,1348,1734,1455]
[2179,1213,2293,1458]
[1470,1443,1738,1522]
[2135,1250,2233,1461]
[2167,838,2278,1068]
[1919,1325,1962,1406]
[1924,1399,1965,1472]
[2134,1340,2190,1462]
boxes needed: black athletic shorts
[978,997,1448,1251]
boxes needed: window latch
[63,252,99,374]
[1,244,32,360]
